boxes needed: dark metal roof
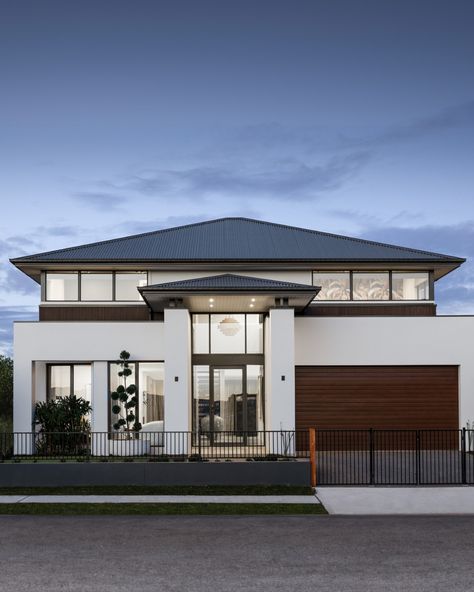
[140,274,318,293]
[11,217,465,264]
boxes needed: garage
[295,366,459,430]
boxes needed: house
[10,217,474,454]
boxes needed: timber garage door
[295,366,459,430]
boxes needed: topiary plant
[111,350,142,435]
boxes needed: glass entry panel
[193,366,262,445]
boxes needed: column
[91,361,109,456]
[164,308,191,454]
[13,355,34,454]
[265,308,296,453]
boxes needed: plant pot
[109,439,151,457]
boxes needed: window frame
[191,313,265,355]
[108,360,165,430]
[46,363,92,402]
[312,270,433,302]
[44,271,148,302]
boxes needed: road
[1,515,473,591]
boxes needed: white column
[91,361,109,455]
[164,308,191,454]
[13,348,34,454]
[33,362,47,406]
[265,308,296,452]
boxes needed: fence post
[369,428,374,485]
[416,430,421,485]
[461,428,467,485]
[309,428,316,488]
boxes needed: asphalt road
[1,515,474,592]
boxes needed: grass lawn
[0,484,313,496]
[0,502,326,515]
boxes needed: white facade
[13,312,474,438]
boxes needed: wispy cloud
[72,192,128,211]
[73,151,372,207]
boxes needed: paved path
[317,486,474,514]
[0,494,319,504]
[1,515,474,591]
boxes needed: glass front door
[193,364,264,446]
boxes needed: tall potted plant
[110,350,149,456]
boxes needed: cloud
[72,191,128,211]
[0,306,38,357]
[77,151,371,206]
[343,100,474,149]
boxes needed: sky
[1,0,474,354]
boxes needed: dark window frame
[44,271,148,302]
[312,270,433,302]
[108,360,164,430]
[46,363,92,402]
[191,313,265,355]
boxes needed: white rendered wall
[13,321,165,433]
[265,308,295,432]
[163,309,191,453]
[295,316,474,428]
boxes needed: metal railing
[312,429,474,486]
[0,430,309,462]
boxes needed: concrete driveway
[1,515,474,591]
[317,486,474,514]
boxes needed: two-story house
[10,217,473,453]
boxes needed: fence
[1,429,473,487]
[0,430,309,462]
[311,429,474,486]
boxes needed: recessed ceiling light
[251,298,256,302]
[209,304,214,308]
[209,298,214,303]
[249,303,254,308]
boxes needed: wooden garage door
[295,366,459,430]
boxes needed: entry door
[210,366,253,442]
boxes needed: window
[44,271,148,301]
[46,273,79,301]
[313,272,350,300]
[211,314,246,354]
[192,314,264,355]
[353,272,390,300]
[115,272,147,301]
[48,364,91,403]
[81,272,113,301]
[392,272,429,300]
[109,361,164,429]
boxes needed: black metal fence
[1,428,473,487]
[0,430,309,462]
[314,429,474,485]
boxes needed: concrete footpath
[316,486,474,515]
[0,494,319,504]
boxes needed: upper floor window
[313,272,350,301]
[353,272,390,301]
[116,272,148,301]
[45,271,148,302]
[81,272,113,301]
[313,271,431,301]
[392,272,429,301]
[46,272,79,301]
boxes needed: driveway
[1,515,474,591]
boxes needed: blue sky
[1,0,474,354]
